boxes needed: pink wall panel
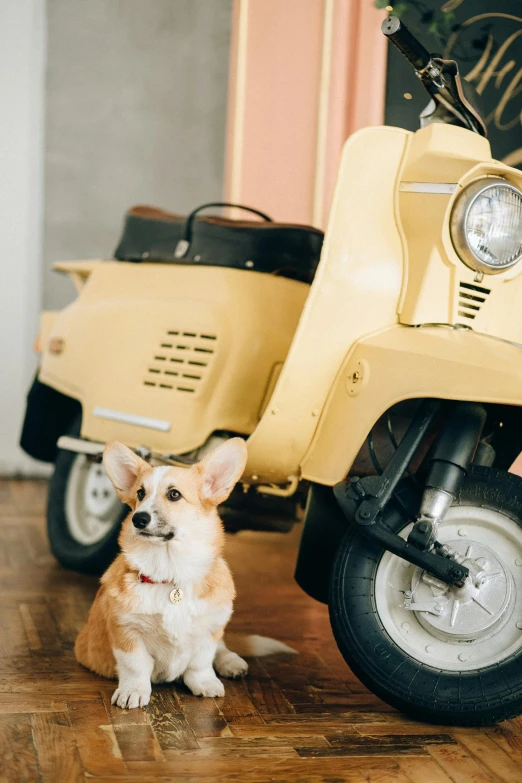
[225,0,325,224]
[225,0,387,228]
[319,1,388,227]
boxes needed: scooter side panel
[39,263,308,455]
[244,126,411,484]
[38,311,59,352]
[301,324,522,486]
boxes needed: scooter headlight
[450,177,522,275]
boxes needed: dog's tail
[225,632,297,657]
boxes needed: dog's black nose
[132,512,151,529]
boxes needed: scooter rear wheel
[47,417,127,573]
[329,466,522,725]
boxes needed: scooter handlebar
[381,16,431,72]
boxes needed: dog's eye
[137,488,145,501]
[167,488,181,502]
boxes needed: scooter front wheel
[329,466,522,725]
[47,417,127,573]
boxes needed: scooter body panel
[302,324,522,486]
[244,126,411,483]
[244,122,520,485]
[36,124,521,490]
[39,263,308,454]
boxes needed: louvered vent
[143,331,216,393]
[457,281,490,323]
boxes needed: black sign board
[384,1,522,169]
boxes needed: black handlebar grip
[381,16,431,72]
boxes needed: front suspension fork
[334,400,487,587]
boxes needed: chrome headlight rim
[450,176,522,275]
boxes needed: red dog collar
[139,573,169,585]
[138,572,184,604]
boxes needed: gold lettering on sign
[445,13,522,135]
[441,0,467,11]
[503,148,522,168]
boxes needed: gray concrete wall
[44,0,233,310]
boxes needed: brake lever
[424,58,487,136]
[382,16,487,137]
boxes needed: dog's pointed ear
[198,438,248,505]
[103,441,149,501]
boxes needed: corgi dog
[75,437,294,709]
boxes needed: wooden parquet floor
[1,480,522,782]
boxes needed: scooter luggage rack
[56,435,195,468]
[334,399,479,588]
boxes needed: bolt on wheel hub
[411,539,514,642]
[84,463,118,517]
[65,454,122,545]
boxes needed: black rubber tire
[329,466,522,725]
[47,417,127,574]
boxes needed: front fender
[301,325,522,486]
[20,375,81,462]
[294,483,347,604]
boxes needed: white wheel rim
[375,505,522,671]
[65,455,122,545]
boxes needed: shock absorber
[408,403,487,550]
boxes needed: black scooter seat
[114,204,324,284]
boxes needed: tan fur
[75,585,117,678]
[74,528,237,679]
[75,556,145,678]
[197,557,236,603]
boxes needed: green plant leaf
[391,2,409,18]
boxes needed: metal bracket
[56,436,192,469]
[57,435,104,458]
[407,519,437,550]
[404,598,444,616]
[333,399,470,588]
[334,479,469,587]
[174,239,190,259]
[346,399,441,527]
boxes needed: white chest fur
[118,581,232,683]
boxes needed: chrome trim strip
[399,182,458,194]
[409,323,522,351]
[57,436,105,455]
[93,407,171,432]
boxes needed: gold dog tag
[169,587,184,604]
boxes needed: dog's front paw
[111,683,151,709]
[214,651,248,679]
[186,674,225,698]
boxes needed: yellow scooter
[21,17,522,724]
